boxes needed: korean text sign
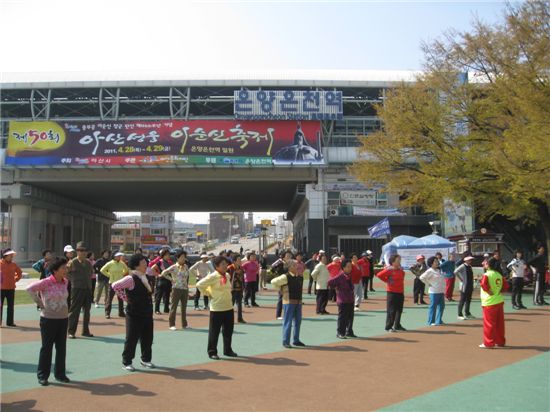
[6,120,324,166]
[234,90,343,120]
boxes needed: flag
[368,217,391,238]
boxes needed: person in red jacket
[326,256,342,303]
[377,254,406,332]
[1,248,23,327]
[357,252,371,299]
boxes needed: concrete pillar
[47,211,63,253]
[10,204,31,263]
[29,207,47,262]
[62,214,73,247]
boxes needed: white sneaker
[354,306,360,312]
[95,303,99,308]
[169,326,177,331]
[277,317,283,320]
[123,364,135,372]
[458,316,466,320]
[140,361,155,368]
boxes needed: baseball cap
[63,245,75,253]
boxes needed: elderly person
[1,248,22,327]
[420,256,446,326]
[440,252,457,302]
[377,254,407,333]
[242,252,260,308]
[150,249,173,314]
[27,257,71,386]
[479,257,508,348]
[327,256,342,303]
[189,254,212,310]
[410,255,428,305]
[196,256,238,360]
[507,250,527,310]
[101,251,129,319]
[271,260,306,348]
[311,254,330,315]
[455,255,476,319]
[227,255,246,324]
[161,250,190,330]
[272,251,293,320]
[328,259,356,339]
[66,242,94,338]
[112,253,156,371]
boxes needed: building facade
[208,212,245,241]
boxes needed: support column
[10,204,31,263]
[29,207,47,262]
[47,211,63,253]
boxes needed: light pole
[261,226,267,252]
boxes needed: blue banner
[368,217,391,238]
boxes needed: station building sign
[5,120,324,166]
[234,90,343,120]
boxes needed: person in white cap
[454,255,476,319]
[101,251,129,319]
[1,248,22,327]
[63,245,75,307]
[189,254,211,310]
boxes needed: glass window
[151,229,164,235]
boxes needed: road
[210,236,280,255]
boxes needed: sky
[2,0,509,224]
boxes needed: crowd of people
[0,242,547,387]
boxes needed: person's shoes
[38,378,49,386]
[82,333,94,337]
[6,324,17,327]
[169,326,177,331]
[55,375,70,383]
[224,351,238,357]
[237,319,247,324]
[163,310,170,313]
[105,315,111,319]
[209,354,220,360]
[458,316,466,320]
[396,326,407,331]
[354,306,360,312]
[251,303,260,307]
[245,304,251,308]
[519,305,528,309]
[140,361,155,368]
[95,303,99,308]
[293,341,306,347]
[389,328,397,333]
[119,313,126,318]
[370,289,376,292]
[478,344,494,349]
[283,343,292,348]
[322,311,330,315]
[155,311,161,315]
[513,305,521,310]
[466,314,476,319]
[336,334,347,339]
[276,317,283,320]
[123,364,135,371]
[420,301,428,305]
[203,306,209,311]
[68,334,76,339]
[345,334,358,338]
[194,307,200,311]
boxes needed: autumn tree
[350,1,550,258]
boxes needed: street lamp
[260,226,268,252]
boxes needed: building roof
[0,69,420,89]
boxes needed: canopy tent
[381,234,455,267]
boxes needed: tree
[350,1,550,259]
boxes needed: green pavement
[2,287,547,412]
[380,351,550,412]
[2,291,475,394]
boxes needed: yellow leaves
[351,1,550,224]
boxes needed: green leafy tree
[350,2,550,258]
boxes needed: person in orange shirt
[1,248,23,327]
